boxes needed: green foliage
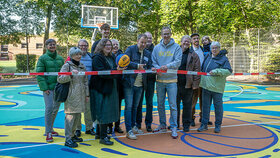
[262,49,280,80]
[15,54,37,73]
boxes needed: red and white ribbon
[0,70,279,76]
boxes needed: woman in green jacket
[36,39,64,142]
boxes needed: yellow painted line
[0,86,19,88]
[224,90,242,93]
[266,87,280,91]
[238,105,280,112]
[224,99,279,104]
[239,85,257,89]
[0,101,16,105]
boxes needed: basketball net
[91,23,105,44]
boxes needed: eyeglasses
[48,44,56,46]
[79,45,88,47]
[105,44,112,47]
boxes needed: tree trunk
[43,4,53,54]
[26,31,29,73]
[188,0,195,33]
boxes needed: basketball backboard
[81,5,118,29]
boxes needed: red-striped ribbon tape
[0,70,279,76]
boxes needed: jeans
[176,86,193,127]
[156,82,177,128]
[124,86,143,132]
[201,88,224,126]
[136,80,155,128]
[43,90,61,134]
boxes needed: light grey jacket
[57,61,89,113]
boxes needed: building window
[36,43,43,49]
[21,43,27,48]
[1,45,8,52]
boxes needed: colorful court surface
[0,81,280,158]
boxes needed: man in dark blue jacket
[136,32,156,132]
[123,34,152,140]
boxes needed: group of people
[36,23,232,148]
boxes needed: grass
[0,60,36,73]
[0,60,17,73]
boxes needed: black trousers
[176,86,193,127]
[96,124,108,139]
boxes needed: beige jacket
[57,61,89,113]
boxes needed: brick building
[0,36,44,60]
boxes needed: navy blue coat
[201,50,232,73]
[123,45,152,89]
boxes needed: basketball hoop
[95,23,105,31]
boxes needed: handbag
[54,64,70,102]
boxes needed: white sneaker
[171,127,178,139]
[132,126,144,134]
[126,130,137,140]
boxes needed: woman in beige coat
[57,47,89,148]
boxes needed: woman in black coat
[89,38,124,145]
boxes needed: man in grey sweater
[151,26,182,139]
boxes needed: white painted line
[1,121,279,152]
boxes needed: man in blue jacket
[152,26,182,139]
[123,34,152,140]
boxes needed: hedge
[16,54,37,73]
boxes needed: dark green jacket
[36,50,64,91]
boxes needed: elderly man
[152,26,182,139]
[74,39,95,137]
[136,32,156,132]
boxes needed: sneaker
[114,126,124,133]
[171,127,178,139]
[85,128,96,135]
[214,125,221,133]
[183,126,190,132]
[75,130,81,137]
[146,126,152,132]
[46,133,53,142]
[190,119,195,127]
[126,130,137,140]
[100,137,114,145]
[197,124,208,132]
[153,126,167,133]
[132,126,144,134]
[65,139,78,148]
[208,121,213,125]
[72,135,83,142]
[51,131,59,136]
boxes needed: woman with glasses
[197,41,232,133]
[89,38,125,145]
[36,39,64,143]
[57,47,89,148]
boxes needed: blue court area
[0,81,280,157]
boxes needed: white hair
[210,41,221,49]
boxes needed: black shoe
[146,126,152,132]
[107,126,113,134]
[191,119,195,127]
[114,126,124,133]
[207,121,213,125]
[85,128,96,135]
[65,139,78,148]
[100,137,114,145]
[72,135,83,142]
[75,130,81,137]
[95,135,111,140]
[183,126,190,132]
